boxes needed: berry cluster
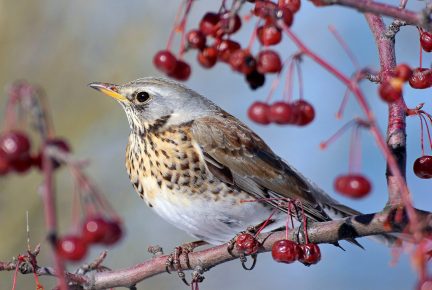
[272,239,321,266]
[153,0,302,89]
[1,81,124,264]
[57,217,123,261]
[378,63,432,103]
[0,130,70,176]
[235,233,321,266]
[248,99,314,125]
[378,64,412,103]
[153,50,191,81]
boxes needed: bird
[88,77,387,247]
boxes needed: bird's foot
[165,240,207,286]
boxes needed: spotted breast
[125,121,282,245]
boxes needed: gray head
[89,77,217,134]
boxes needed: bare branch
[317,0,432,30]
[2,208,425,290]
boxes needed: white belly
[147,183,286,245]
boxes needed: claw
[164,241,207,285]
[165,255,173,274]
[240,253,257,271]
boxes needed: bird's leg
[165,240,207,285]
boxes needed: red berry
[217,12,242,36]
[246,70,266,90]
[56,235,88,261]
[257,24,282,46]
[291,100,315,126]
[334,174,371,198]
[153,50,178,74]
[254,1,278,20]
[101,220,123,245]
[378,78,403,103]
[167,60,191,81]
[186,30,206,50]
[278,0,301,13]
[0,151,10,176]
[235,233,259,255]
[199,12,220,36]
[269,102,295,124]
[82,216,110,244]
[420,32,432,52]
[33,138,71,170]
[214,39,241,63]
[0,131,31,161]
[298,243,321,265]
[413,155,432,179]
[229,49,256,75]
[10,154,33,174]
[197,46,218,68]
[257,50,282,74]
[271,239,300,264]
[394,64,413,82]
[276,7,294,27]
[409,68,432,89]
[248,102,271,125]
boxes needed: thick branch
[48,208,430,290]
[318,0,432,30]
[364,14,410,207]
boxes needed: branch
[316,0,432,30]
[3,208,429,290]
[86,209,432,290]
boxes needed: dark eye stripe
[136,91,150,103]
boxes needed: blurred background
[0,0,430,289]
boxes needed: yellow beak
[88,82,128,102]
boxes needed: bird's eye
[136,91,150,103]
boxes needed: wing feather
[191,114,331,222]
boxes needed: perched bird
[88,77,374,246]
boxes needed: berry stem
[320,119,357,150]
[166,0,186,51]
[348,125,362,173]
[295,59,304,100]
[282,57,296,102]
[298,201,309,244]
[420,114,432,153]
[336,87,351,119]
[254,209,277,237]
[247,20,260,51]
[264,70,282,103]
[419,40,423,68]
[328,25,360,69]
[177,0,194,58]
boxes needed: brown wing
[191,113,331,222]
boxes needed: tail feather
[321,201,399,247]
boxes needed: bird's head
[89,77,215,134]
